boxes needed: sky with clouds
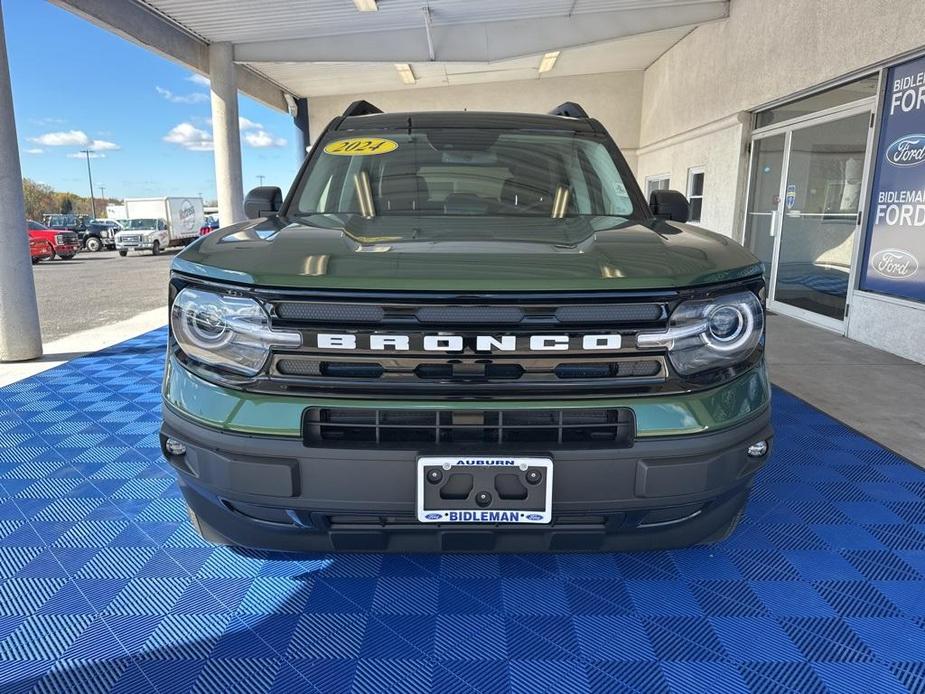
[7,0,301,201]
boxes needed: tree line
[22,178,113,221]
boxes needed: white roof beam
[48,0,290,110]
[233,2,728,63]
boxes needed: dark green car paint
[173,214,763,292]
[163,354,770,438]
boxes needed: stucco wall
[849,293,925,364]
[635,115,748,237]
[640,0,925,146]
[635,0,925,241]
[308,71,644,171]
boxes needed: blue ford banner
[860,54,925,302]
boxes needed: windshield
[122,218,159,230]
[291,130,638,219]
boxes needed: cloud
[188,73,211,87]
[91,139,120,151]
[25,148,44,155]
[27,130,121,152]
[155,86,209,104]
[244,130,287,148]
[67,151,106,159]
[238,117,262,131]
[163,122,214,151]
[30,130,91,146]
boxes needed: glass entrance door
[772,112,870,325]
[743,134,786,286]
[742,105,874,330]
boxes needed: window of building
[645,174,670,199]
[755,74,878,129]
[687,167,705,223]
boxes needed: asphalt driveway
[31,248,177,342]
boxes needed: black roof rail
[549,102,589,119]
[342,100,383,117]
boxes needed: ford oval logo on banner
[886,135,925,168]
[860,53,925,303]
[871,249,920,279]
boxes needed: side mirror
[649,189,690,223]
[244,186,283,219]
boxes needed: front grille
[262,293,673,396]
[303,407,635,449]
[121,235,142,244]
[55,233,78,245]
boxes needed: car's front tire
[85,236,102,252]
[152,240,161,256]
[58,254,75,261]
[118,250,128,257]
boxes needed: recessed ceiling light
[353,0,378,11]
[538,51,560,74]
[395,63,416,84]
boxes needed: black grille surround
[264,296,671,396]
[168,276,767,399]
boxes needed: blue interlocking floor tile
[0,326,924,692]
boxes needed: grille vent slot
[275,303,384,323]
[555,304,664,323]
[303,407,635,449]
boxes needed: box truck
[114,197,205,256]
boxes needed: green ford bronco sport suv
[160,101,772,553]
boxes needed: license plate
[416,456,552,524]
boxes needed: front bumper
[53,244,79,255]
[160,393,772,552]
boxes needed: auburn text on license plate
[416,456,553,524]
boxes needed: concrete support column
[0,1,41,362]
[209,42,245,224]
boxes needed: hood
[172,214,762,292]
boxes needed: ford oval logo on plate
[886,134,925,167]
[526,514,544,521]
[424,513,442,521]
[871,249,919,279]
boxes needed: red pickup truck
[27,220,79,260]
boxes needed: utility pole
[99,185,105,202]
[80,149,96,218]
[257,175,265,186]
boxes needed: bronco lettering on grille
[316,333,622,352]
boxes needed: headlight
[171,288,301,376]
[637,291,763,375]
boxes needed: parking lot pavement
[31,248,177,342]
